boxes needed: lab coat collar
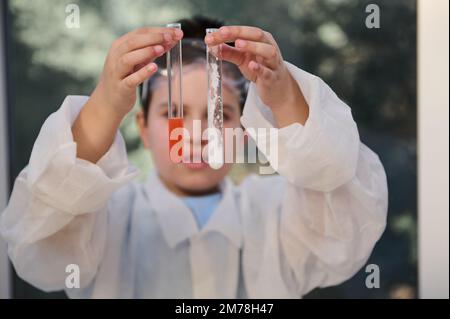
[202,176,243,249]
[144,173,243,250]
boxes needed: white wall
[0,2,12,299]
[418,0,449,299]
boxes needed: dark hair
[139,15,248,122]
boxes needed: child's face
[137,65,242,196]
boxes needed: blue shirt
[181,193,222,229]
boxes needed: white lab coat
[0,62,388,298]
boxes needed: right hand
[92,27,184,119]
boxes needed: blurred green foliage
[5,0,417,298]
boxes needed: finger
[121,62,158,91]
[205,26,271,46]
[161,39,179,53]
[117,45,165,78]
[235,39,280,69]
[219,44,246,67]
[114,27,182,49]
[134,60,154,73]
[133,26,182,36]
[138,26,183,44]
[116,32,175,57]
[263,31,280,48]
[219,44,260,81]
[248,60,276,83]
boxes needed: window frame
[0,0,12,300]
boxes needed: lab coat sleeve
[0,96,138,292]
[240,62,388,297]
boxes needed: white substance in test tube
[207,28,224,170]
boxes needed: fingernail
[154,45,164,54]
[147,63,156,72]
[164,33,173,43]
[236,40,246,48]
[175,29,183,39]
[220,27,229,37]
[205,35,213,44]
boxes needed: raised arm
[240,63,388,298]
[0,27,182,292]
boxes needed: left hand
[205,26,308,125]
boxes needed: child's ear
[136,110,151,150]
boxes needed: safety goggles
[140,38,249,108]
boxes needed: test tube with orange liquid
[167,23,184,163]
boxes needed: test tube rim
[206,28,219,34]
[167,22,182,29]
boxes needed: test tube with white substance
[206,28,224,170]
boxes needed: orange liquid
[168,118,184,163]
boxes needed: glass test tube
[206,28,224,170]
[167,23,184,163]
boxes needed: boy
[0,16,388,298]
